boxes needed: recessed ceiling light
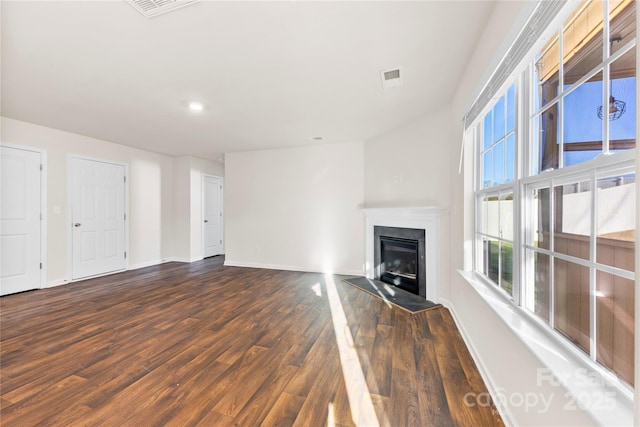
[188,101,204,111]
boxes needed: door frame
[201,174,224,257]
[0,142,48,289]
[67,154,129,281]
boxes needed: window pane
[483,111,493,150]
[564,73,604,167]
[526,187,540,247]
[597,174,635,271]
[483,238,499,284]
[554,181,592,260]
[532,115,541,175]
[476,196,487,233]
[493,140,504,185]
[554,258,590,354]
[528,187,551,249]
[596,270,635,386]
[610,0,636,56]
[609,49,636,149]
[479,195,488,235]
[506,134,515,182]
[493,97,505,143]
[500,192,513,241]
[538,105,559,172]
[486,194,500,237]
[530,249,550,322]
[506,85,515,132]
[501,242,513,296]
[563,0,604,87]
[483,150,492,188]
[535,33,560,112]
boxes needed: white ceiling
[1,1,494,162]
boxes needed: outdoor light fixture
[597,37,626,121]
[597,95,626,121]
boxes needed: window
[477,84,517,297]
[474,0,636,387]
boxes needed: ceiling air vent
[127,0,199,18]
[380,67,403,89]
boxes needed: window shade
[463,0,568,129]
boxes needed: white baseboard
[223,260,363,277]
[46,278,69,289]
[441,297,516,427]
[127,259,167,270]
[43,257,218,289]
[43,257,362,288]
[169,256,204,263]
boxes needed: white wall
[173,156,192,261]
[1,117,176,284]
[224,142,364,275]
[364,107,452,208]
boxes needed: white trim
[0,142,48,291]
[463,0,568,127]
[126,259,171,271]
[46,278,68,288]
[45,258,206,289]
[440,296,517,427]
[459,270,634,426]
[362,206,446,303]
[223,260,362,277]
[67,154,129,282]
[40,149,48,290]
[172,256,204,263]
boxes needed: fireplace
[363,207,444,302]
[374,226,425,297]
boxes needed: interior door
[71,158,126,280]
[0,146,42,295]
[203,175,222,258]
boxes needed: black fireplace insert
[374,226,426,297]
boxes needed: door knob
[204,220,209,223]
[74,223,82,227]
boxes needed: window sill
[458,270,634,426]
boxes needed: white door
[71,158,126,280]
[203,175,222,258]
[0,146,42,295]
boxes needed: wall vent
[127,0,199,18]
[380,67,403,89]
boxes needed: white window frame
[475,79,521,302]
[471,0,636,402]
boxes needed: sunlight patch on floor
[366,278,393,309]
[327,402,336,427]
[324,274,380,427]
[311,282,323,297]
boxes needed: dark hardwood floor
[0,257,503,426]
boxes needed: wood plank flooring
[0,257,504,426]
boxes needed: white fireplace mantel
[362,206,446,303]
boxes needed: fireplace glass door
[380,236,419,295]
